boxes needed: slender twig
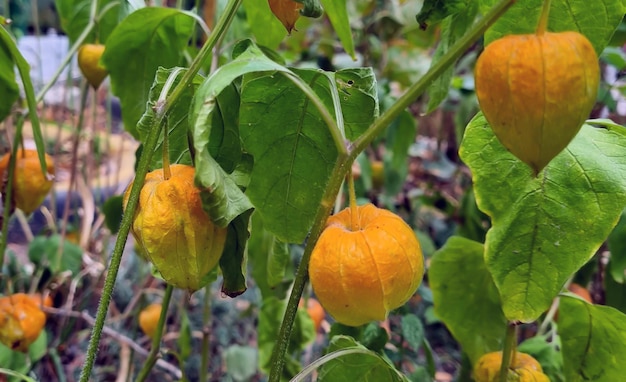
[267,1,518,380]
[135,284,174,382]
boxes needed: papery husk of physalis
[123,164,227,293]
[475,31,599,175]
[269,0,303,34]
[0,293,47,352]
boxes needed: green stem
[78,1,243,379]
[536,0,552,35]
[499,322,518,382]
[199,285,212,382]
[267,0,517,380]
[135,284,174,382]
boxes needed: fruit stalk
[499,322,518,382]
[536,0,552,35]
[135,284,174,382]
[347,168,358,231]
[268,0,517,380]
[78,1,244,379]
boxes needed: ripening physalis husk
[123,164,227,294]
[78,43,108,89]
[473,351,549,382]
[309,204,424,327]
[0,293,47,352]
[474,31,599,174]
[269,0,303,34]
[0,149,55,215]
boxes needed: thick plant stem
[536,0,552,35]
[135,284,174,382]
[499,322,518,382]
[78,1,243,380]
[267,0,517,380]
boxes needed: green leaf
[319,0,356,59]
[136,67,202,169]
[415,0,470,30]
[559,295,626,381]
[225,345,258,381]
[0,39,18,123]
[480,0,625,55]
[242,0,286,49]
[425,1,477,113]
[608,209,626,283]
[361,322,389,353]
[219,210,252,297]
[190,40,286,229]
[28,235,82,275]
[460,115,626,322]
[55,0,134,44]
[101,7,195,137]
[429,236,506,365]
[240,67,377,242]
[317,336,409,382]
[401,314,424,352]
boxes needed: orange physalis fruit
[309,204,424,327]
[139,303,163,339]
[0,293,47,351]
[78,44,108,89]
[0,149,54,215]
[473,351,549,382]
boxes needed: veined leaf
[460,115,626,322]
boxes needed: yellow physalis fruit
[474,351,550,382]
[0,293,47,351]
[139,303,162,339]
[123,164,227,293]
[268,0,303,34]
[78,43,108,89]
[309,204,424,327]
[474,31,599,174]
[0,149,54,215]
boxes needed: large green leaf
[0,39,18,123]
[429,236,506,365]
[319,0,355,59]
[242,0,286,49]
[479,0,625,54]
[559,295,626,381]
[460,115,626,321]
[101,7,194,137]
[240,67,377,243]
[317,336,409,382]
[136,67,203,170]
[55,0,135,44]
